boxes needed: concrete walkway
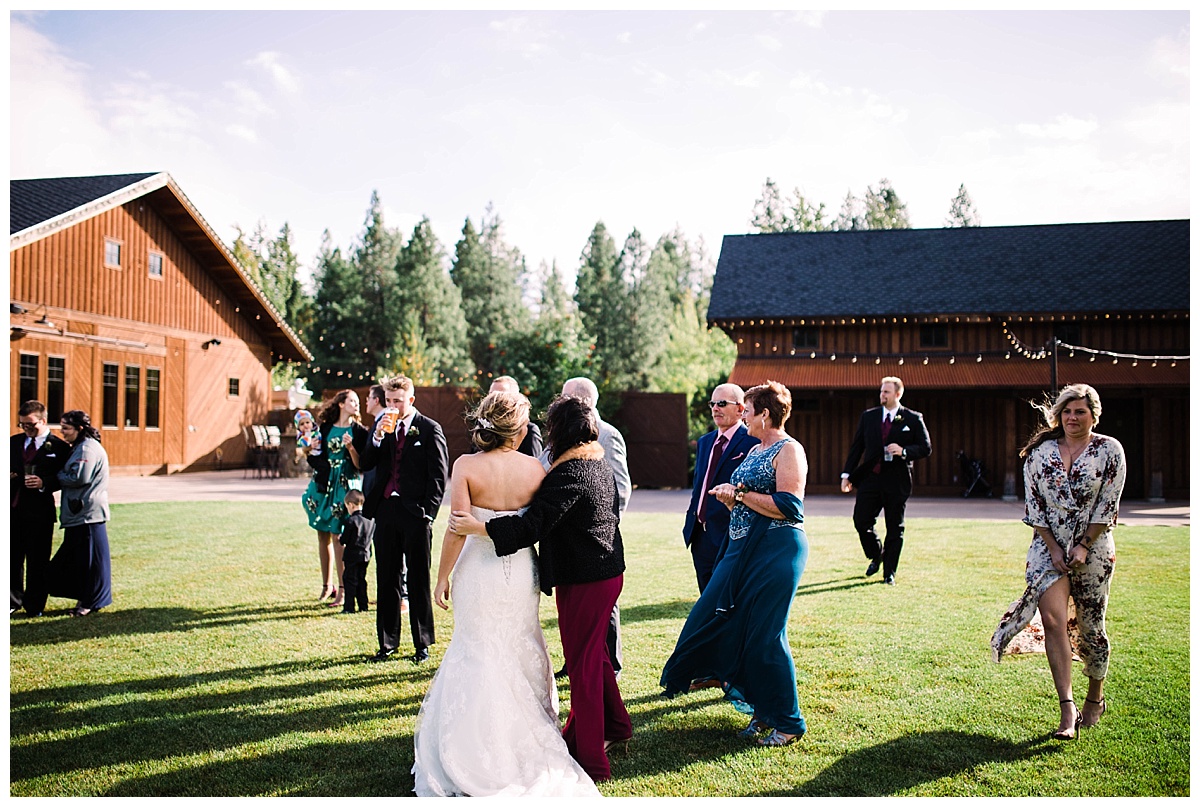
[107,470,1189,527]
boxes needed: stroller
[957,450,993,498]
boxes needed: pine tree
[751,178,791,232]
[833,191,865,231]
[394,217,474,385]
[451,207,531,380]
[309,230,368,391]
[946,183,982,227]
[574,221,626,393]
[863,179,911,229]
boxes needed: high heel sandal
[1051,699,1080,740]
[757,729,801,747]
[603,738,631,757]
[319,585,333,601]
[738,718,769,739]
[1080,696,1107,729]
[326,588,343,608]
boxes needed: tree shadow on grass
[10,657,431,785]
[99,736,416,797]
[10,602,330,647]
[763,730,1057,796]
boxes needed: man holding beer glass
[358,376,448,663]
[10,401,70,616]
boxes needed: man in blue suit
[683,383,759,594]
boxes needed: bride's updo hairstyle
[468,391,530,452]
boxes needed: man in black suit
[358,376,448,663]
[682,383,759,594]
[840,376,932,586]
[11,400,70,616]
[485,376,542,456]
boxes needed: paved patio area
[107,470,1189,527]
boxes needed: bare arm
[711,441,807,519]
[434,457,473,609]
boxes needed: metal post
[1048,338,1059,393]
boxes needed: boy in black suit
[339,489,374,614]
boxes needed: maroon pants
[557,575,632,782]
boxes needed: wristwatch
[734,488,746,504]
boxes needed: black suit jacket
[842,406,932,493]
[11,432,71,520]
[339,511,376,563]
[358,411,448,524]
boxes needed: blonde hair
[1020,383,1102,458]
[881,376,904,396]
[469,391,530,452]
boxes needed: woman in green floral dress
[302,390,369,608]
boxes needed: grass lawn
[9,502,1189,796]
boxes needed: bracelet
[734,488,746,504]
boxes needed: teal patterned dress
[302,424,362,533]
[661,438,808,736]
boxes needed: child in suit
[339,489,375,613]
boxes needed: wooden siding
[729,318,1190,359]
[10,200,280,473]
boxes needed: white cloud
[1016,114,1098,141]
[223,80,275,117]
[790,11,825,28]
[9,18,113,174]
[1148,30,1189,81]
[248,51,300,93]
[105,79,201,137]
[758,34,782,51]
[488,16,556,60]
[617,31,631,45]
[225,124,258,143]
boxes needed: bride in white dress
[412,391,600,797]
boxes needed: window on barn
[47,356,65,421]
[105,239,122,268]
[19,353,38,404]
[792,327,819,350]
[919,324,948,348]
[102,363,120,427]
[125,365,140,428]
[148,251,164,279]
[145,368,161,429]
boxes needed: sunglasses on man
[709,400,741,409]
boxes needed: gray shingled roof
[11,172,159,235]
[708,220,1189,319]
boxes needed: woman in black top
[448,394,631,783]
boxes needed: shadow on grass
[764,730,1057,796]
[794,576,879,596]
[10,602,332,647]
[100,736,416,797]
[10,657,431,785]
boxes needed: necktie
[14,439,37,508]
[874,415,893,474]
[697,434,728,525]
[384,422,407,498]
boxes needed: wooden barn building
[709,220,1189,500]
[10,172,311,474]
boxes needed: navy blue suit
[682,425,759,593]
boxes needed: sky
[10,8,1191,291]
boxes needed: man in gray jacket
[548,377,631,679]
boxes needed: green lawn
[9,502,1189,796]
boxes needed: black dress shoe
[370,648,397,662]
[884,574,896,586]
[865,559,881,577]
[412,648,430,664]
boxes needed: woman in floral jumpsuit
[992,384,1125,740]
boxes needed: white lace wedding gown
[412,507,600,797]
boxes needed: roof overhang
[10,172,311,363]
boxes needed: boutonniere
[407,424,420,439]
[894,414,904,423]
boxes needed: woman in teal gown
[661,381,809,746]
[302,389,369,607]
